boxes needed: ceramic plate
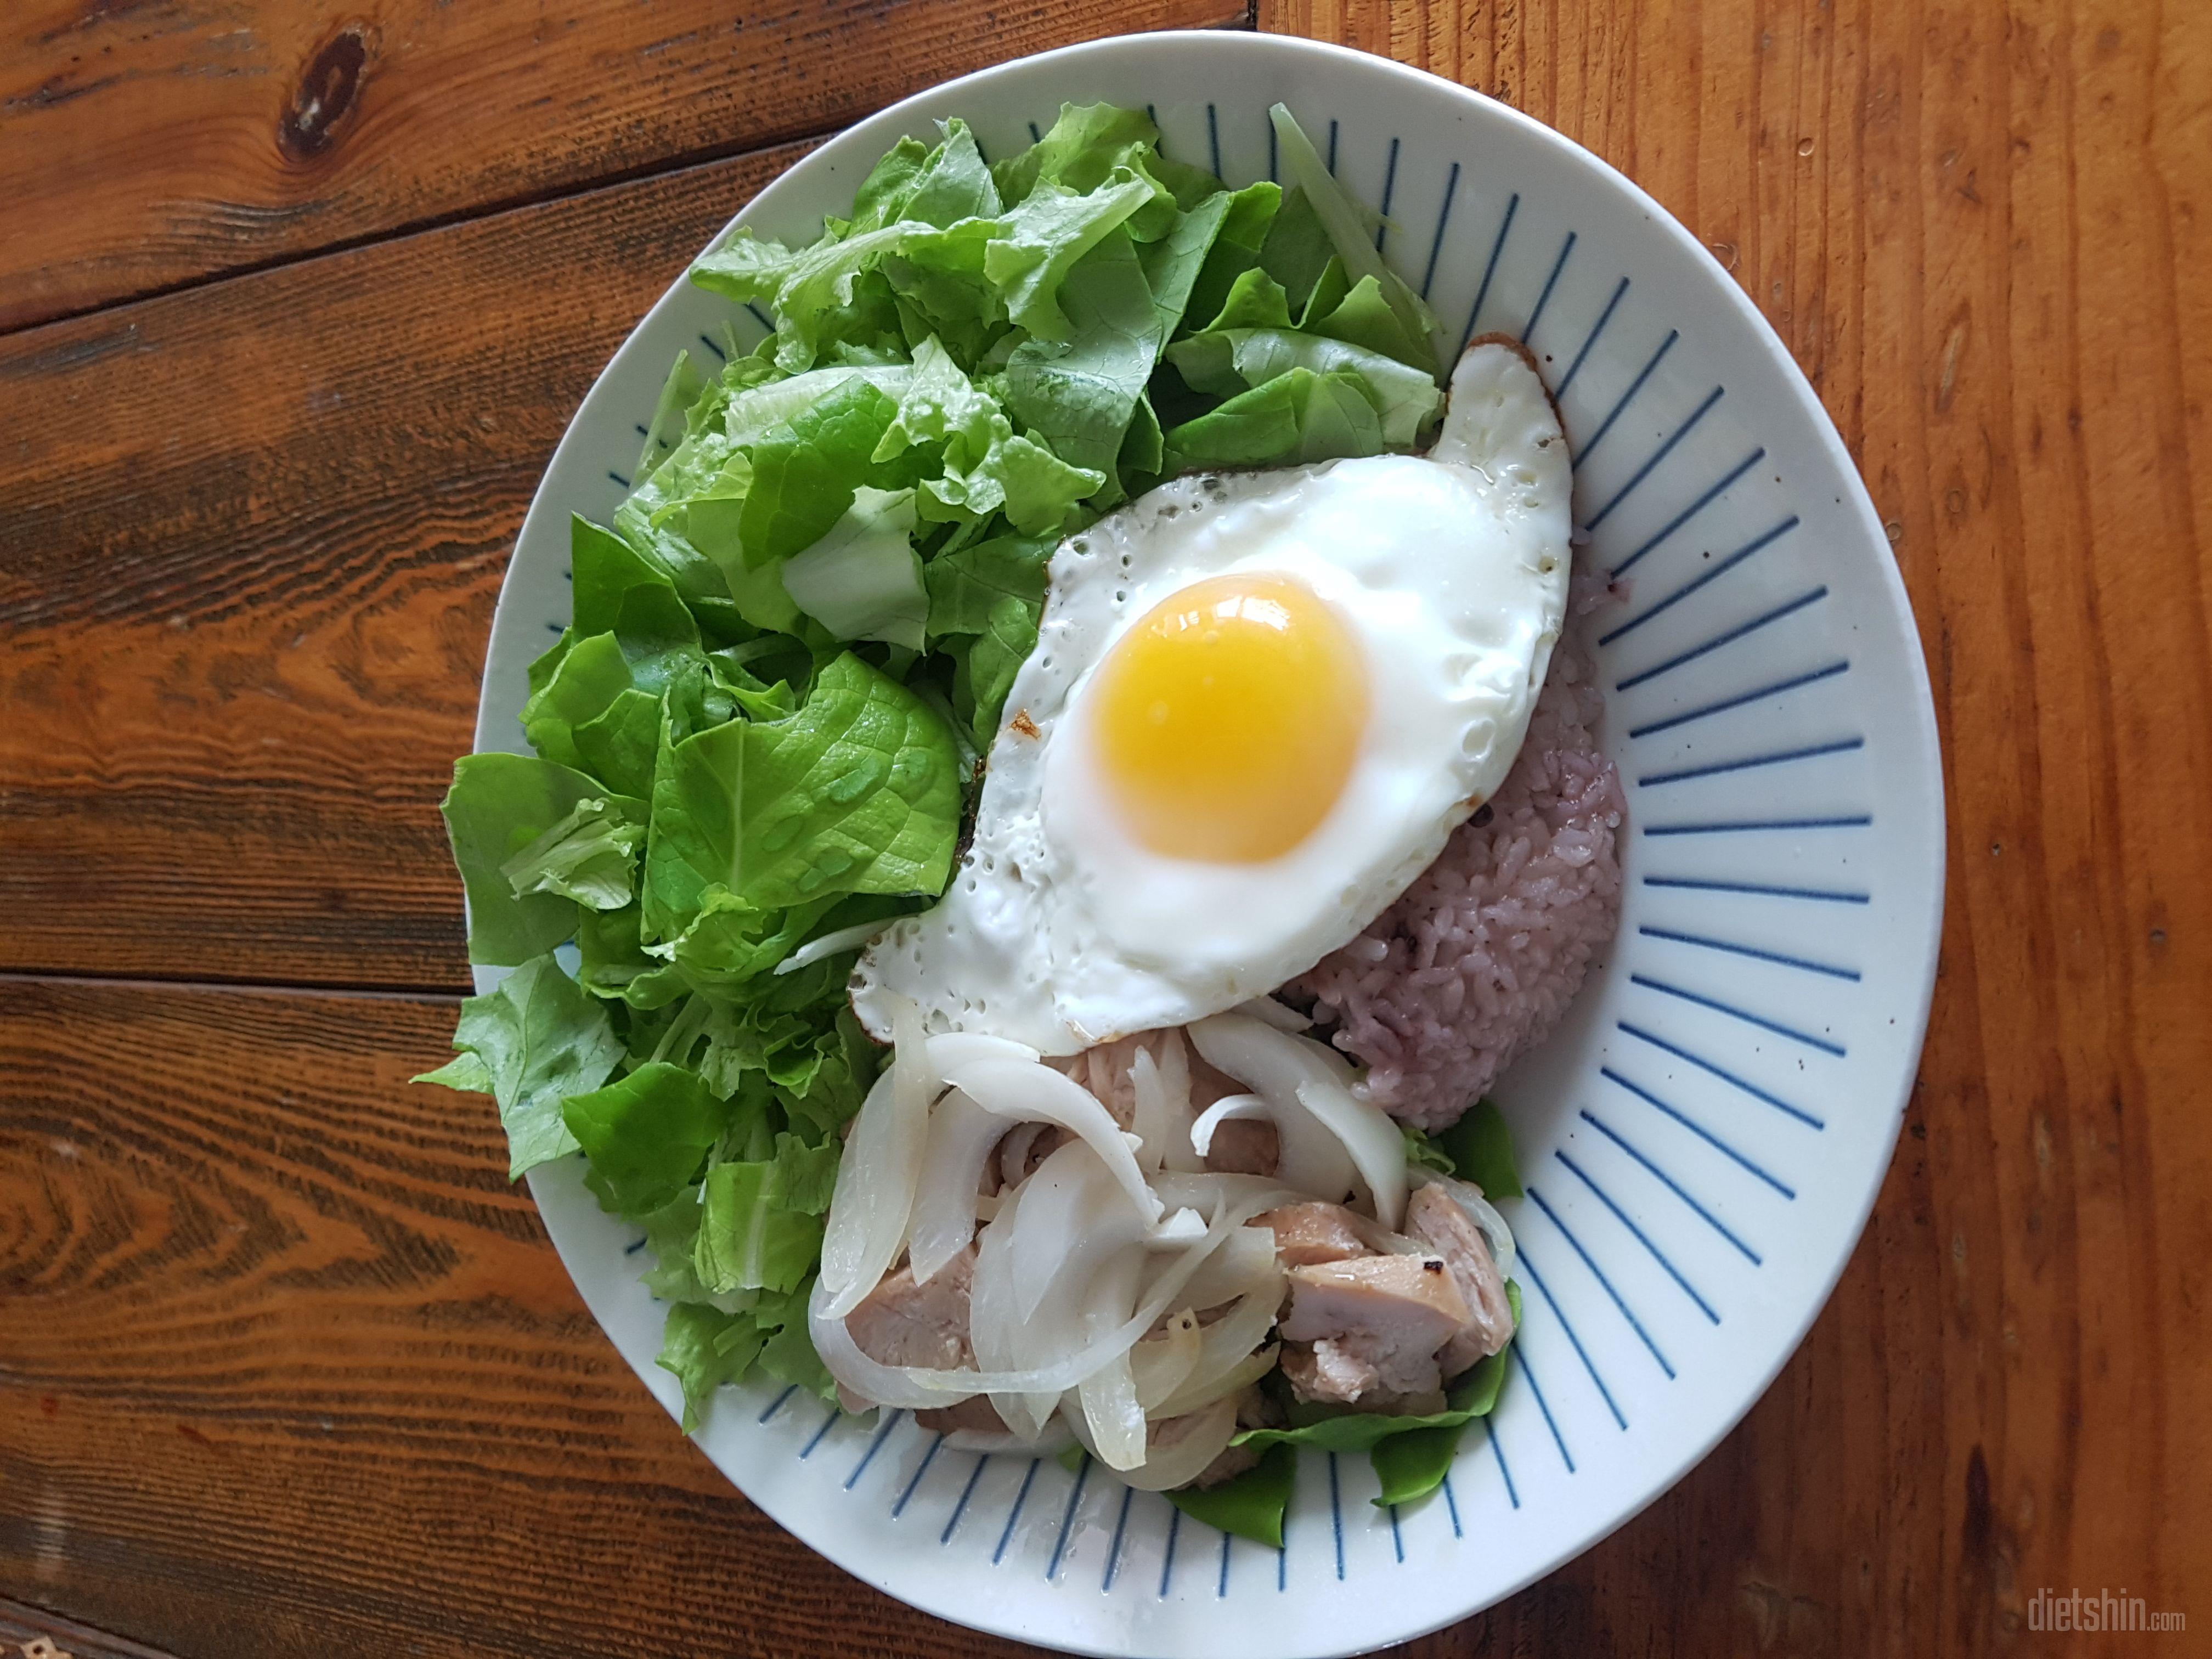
[472,30,1944,1658]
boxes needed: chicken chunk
[844,1249,975,1374]
[1277,1254,1470,1402]
[914,1395,1008,1435]
[1255,1202,1372,1268]
[1205,1115,1281,1175]
[1404,1183,1516,1377]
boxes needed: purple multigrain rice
[1293,573,1627,1131]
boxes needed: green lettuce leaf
[1150,182,1281,341]
[520,629,632,771]
[499,794,646,910]
[923,532,1054,639]
[1256,185,1335,315]
[440,752,607,964]
[415,955,622,1178]
[657,1301,766,1432]
[1163,1444,1296,1549]
[563,1059,736,1217]
[1161,366,1385,472]
[694,1155,828,1295]
[984,167,1159,340]
[1432,1098,1523,1199]
[777,486,926,648]
[739,377,901,568]
[1005,225,1161,481]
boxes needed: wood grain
[0,0,1242,331]
[1261,0,2212,1651]
[4,0,2209,1654]
[0,143,821,994]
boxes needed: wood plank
[0,143,819,994]
[0,0,1243,331]
[5,974,2182,1659]
[0,1596,188,1659]
[1261,1,2212,1652]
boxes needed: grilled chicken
[1255,1202,1371,1268]
[1277,1254,1471,1402]
[1404,1183,1515,1375]
[845,1248,976,1375]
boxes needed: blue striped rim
[1575,1119,1760,1274]
[1599,515,1801,644]
[1327,117,1339,174]
[1616,1020,1825,1128]
[695,331,727,361]
[1557,276,1627,397]
[1614,587,1828,690]
[992,1457,1041,1565]
[1638,735,1863,788]
[1388,1503,1404,1563]
[1523,230,1576,343]
[1609,448,1767,577]
[1046,1454,1090,1580]
[607,470,631,489]
[1525,1189,1675,1379]
[1442,1471,1463,1536]
[1030,120,1044,143]
[1459,193,1520,352]
[1632,971,1846,1059]
[1375,134,1400,250]
[1599,1069,1796,1207]
[1266,112,1278,182]
[623,1232,647,1255]
[1643,812,1870,836]
[1101,1485,1135,1590]
[1207,102,1222,180]
[1218,1528,1234,1595]
[1640,923,1861,980]
[1160,1505,1182,1596]
[799,1406,839,1459]
[1515,1348,1575,1472]
[1421,161,1460,298]
[893,1433,944,1517]
[1642,874,1869,907]
[1576,329,1677,462]
[1627,659,1852,738]
[844,1409,904,1489]
[1584,384,1724,530]
[1328,1452,1346,1578]
[1516,1243,1630,1424]
[1486,1418,1520,1508]
[742,302,772,332]
[758,1385,797,1424]
[942,1454,990,1544]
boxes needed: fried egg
[852,340,1571,1053]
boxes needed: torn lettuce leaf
[414,954,622,1178]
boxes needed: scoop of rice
[1293,580,1625,1131]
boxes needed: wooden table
[3,2,2205,1654]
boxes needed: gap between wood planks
[0,7,1255,345]
[0,969,464,1005]
[0,1595,187,1659]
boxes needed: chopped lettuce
[1164,1444,1297,1549]
[431,100,1464,1441]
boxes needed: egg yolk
[1088,572,1369,862]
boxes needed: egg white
[853,341,1572,1053]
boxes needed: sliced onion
[810,1183,1295,1404]
[1147,1031,1207,1175]
[926,1032,1042,1071]
[772,917,890,975]
[1234,995,1312,1032]
[1410,1170,1519,1282]
[1155,1344,1278,1421]
[1127,1046,1169,1172]
[1175,1221,1282,1311]
[906,1089,1003,1285]
[816,995,935,1319]
[1148,1207,1207,1247]
[1190,1013,1408,1229]
[1131,1311,1202,1410]
[1189,1092,1269,1159]
[941,1055,1163,1223]
[1077,1253,1148,1470]
[1094,1396,1243,1492]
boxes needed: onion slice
[941,1056,1163,1223]
[906,1088,1004,1284]
[1191,1013,1408,1229]
[816,995,936,1319]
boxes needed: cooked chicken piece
[1404,1183,1516,1376]
[1192,1442,1259,1488]
[1277,1254,1470,1402]
[1204,1115,1280,1176]
[1255,1201,1372,1268]
[845,1248,975,1374]
[914,1395,1008,1435]
[995,1122,1070,1189]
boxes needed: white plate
[473,30,1944,1658]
